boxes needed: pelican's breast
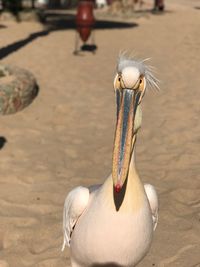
[70,187,153,267]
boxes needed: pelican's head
[112,55,158,192]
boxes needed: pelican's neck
[125,144,143,193]
[129,145,136,172]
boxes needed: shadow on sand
[0,24,7,29]
[0,12,138,60]
[0,137,7,150]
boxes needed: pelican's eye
[132,76,144,91]
[138,76,145,91]
[114,74,123,90]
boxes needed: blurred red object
[76,1,95,42]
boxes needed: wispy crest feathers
[117,53,160,91]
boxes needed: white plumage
[144,184,159,230]
[62,186,89,249]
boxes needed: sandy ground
[0,0,199,266]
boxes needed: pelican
[62,55,159,267]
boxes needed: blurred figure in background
[1,0,22,21]
[154,0,164,11]
[96,0,107,9]
[36,0,48,22]
[37,0,48,9]
[0,1,3,11]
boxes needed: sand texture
[0,0,199,266]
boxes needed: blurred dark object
[0,0,40,22]
[48,0,61,8]
[2,0,22,10]
[153,0,164,11]
[0,1,3,11]
[1,0,22,21]
[31,0,36,9]
[0,137,7,150]
[74,0,96,54]
[81,44,97,51]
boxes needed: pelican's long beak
[112,89,141,192]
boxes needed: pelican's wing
[144,184,159,231]
[62,186,89,250]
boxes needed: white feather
[117,54,160,91]
[62,186,89,250]
[144,184,159,231]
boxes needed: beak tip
[114,183,122,193]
